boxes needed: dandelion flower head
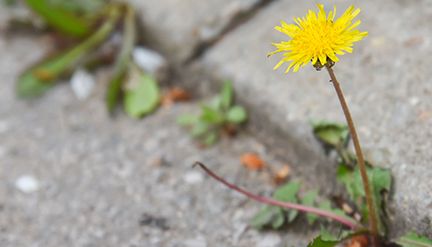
[269,4,367,73]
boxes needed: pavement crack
[184,0,278,64]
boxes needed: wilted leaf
[124,69,160,118]
[24,0,93,38]
[395,232,432,247]
[240,153,265,171]
[312,121,349,149]
[226,105,247,124]
[17,10,119,98]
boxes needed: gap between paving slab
[179,0,432,238]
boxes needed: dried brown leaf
[273,165,291,185]
[344,235,369,247]
[240,153,265,171]
[161,87,191,107]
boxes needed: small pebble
[183,170,204,185]
[70,69,95,100]
[409,97,420,106]
[132,47,167,76]
[15,175,39,193]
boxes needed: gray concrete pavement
[1,0,431,245]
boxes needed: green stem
[106,5,136,112]
[325,65,379,244]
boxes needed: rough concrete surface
[129,0,266,62]
[190,0,432,237]
[1,0,432,245]
[0,35,318,246]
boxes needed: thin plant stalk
[325,65,379,240]
[194,162,360,229]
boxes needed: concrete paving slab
[129,0,266,62]
[190,0,432,237]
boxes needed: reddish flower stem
[194,162,360,229]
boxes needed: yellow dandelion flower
[269,4,368,73]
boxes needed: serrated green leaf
[302,190,318,224]
[250,206,285,230]
[308,229,358,247]
[271,208,285,229]
[177,114,198,125]
[396,232,432,247]
[226,105,247,124]
[220,80,233,110]
[24,0,93,38]
[200,105,224,124]
[274,182,300,222]
[307,235,340,247]
[251,182,300,229]
[250,207,273,229]
[124,70,160,118]
[17,9,119,98]
[312,121,349,148]
[273,182,300,202]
